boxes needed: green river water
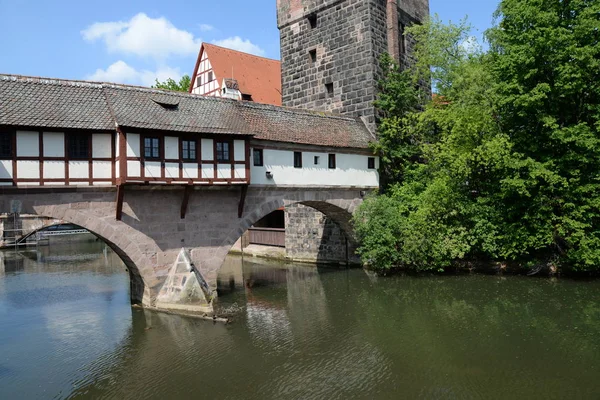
[0,240,599,399]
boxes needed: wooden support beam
[238,184,248,218]
[181,185,193,219]
[115,184,125,221]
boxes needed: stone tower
[277,0,429,131]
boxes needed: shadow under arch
[19,213,146,305]
[215,195,359,274]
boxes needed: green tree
[151,75,192,92]
[355,1,600,274]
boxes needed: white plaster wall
[127,161,141,177]
[201,139,213,161]
[183,164,198,179]
[16,131,39,157]
[127,133,140,157]
[165,162,179,178]
[92,161,112,179]
[115,161,120,178]
[234,140,245,162]
[0,160,12,179]
[44,161,65,179]
[92,134,112,158]
[250,148,379,187]
[202,164,214,179]
[17,160,39,179]
[234,165,246,180]
[145,161,161,178]
[43,132,64,157]
[165,136,179,159]
[69,161,89,179]
[217,164,231,179]
[115,134,120,158]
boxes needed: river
[0,240,599,399]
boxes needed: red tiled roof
[190,43,282,106]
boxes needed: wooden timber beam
[115,184,125,221]
[238,184,248,218]
[181,185,193,219]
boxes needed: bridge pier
[0,186,364,315]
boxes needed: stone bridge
[0,186,364,314]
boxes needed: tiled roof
[191,43,282,106]
[0,75,114,130]
[0,74,374,149]
[104,86,248,135]
[238,102,374,149]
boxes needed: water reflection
[1,246,600,399]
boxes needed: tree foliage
[151,75,192,92]
[354,0,600,274]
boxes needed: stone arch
[213,189,362,275]
[19,204,150,305]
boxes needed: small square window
[216,141,230,162]
[314,156,320,165]
[325,82,334,97]
[0,132,12,159]
[182,140,196,161]
[254,149,263,167]
[294,151,302,168]
[208,71,213,82]
[309,49,317,64]
[328,154,336,169]
[368,157,376,169]
[196,76,202,87]
[68,134,90,159]
[308,13,317,29]
[144,137,160,160]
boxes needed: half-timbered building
[0,74,377,191]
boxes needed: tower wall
[277,0,429,131]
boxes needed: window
[208,71,213,82]
[182,140,196,161]
[314,156,320,165]
[328,154,336,169]
[242,94,253,101]
[309,49,317,64]
[294,151,302,168]
[68,134,89,159]
[216,141,230,162]
[144,137,160,160]
[0,132,12,159]
[325,82,334,97]
[308,13,317,29]
[399,23,406,54]
[196,76,202,87]
[253,149,263,166]
[368,157,376,169]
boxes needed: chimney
[386,0,400,64]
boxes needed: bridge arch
[213,189,363,276]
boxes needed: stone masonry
[277,0,429,131]
[0,186,363,313]
[285,204,360,265]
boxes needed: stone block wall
[285,203,359,265]
[278,0,429,131]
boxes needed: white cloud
[87,60,182,87]
[199,24,214,32]
[212,36,265,56]
[81,13,201,59]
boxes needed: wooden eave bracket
[116,184,125,221]
[238,185,249,218]
[181,185,193,219]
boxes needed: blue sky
[0,0,499,86]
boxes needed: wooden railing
[248,227,285,247]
